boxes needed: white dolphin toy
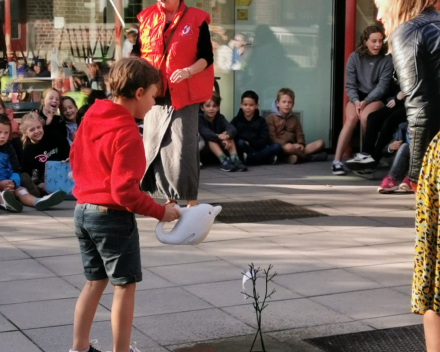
[155,204,222,245]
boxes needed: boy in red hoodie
[69,58,180,352]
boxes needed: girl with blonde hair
[375,0,440,351]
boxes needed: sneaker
[232,157,247,172]
[129,341,141,352]
[346,153,377,171]
[378,176,398,193]
[332,161,346,175]
[220,158,236,172]
[1,190,23,212]
[35,190,66,211]
[242,152,248,164]
[310,152,328,162]
[399,176,413,193]
[288,155,298,164]
[199,162,203,169]
[271,155,278,165]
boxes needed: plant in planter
[242,263,277,352]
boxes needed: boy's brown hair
[0,96,6,111]
[276,88,295,103]
[0,113,11,132]
[107,57,160,99]
[209,91,222,106]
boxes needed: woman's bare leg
[424,310,440,352]
[359,101,384,132]
[334,102,359,161]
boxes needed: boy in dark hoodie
[231,90,282,165]
[266,87,327,164]
[69,58,180,352]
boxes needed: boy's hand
[218,133,229,140]
[387,99,396,108]
[0,180,15,191]
[161,204,181,222]
[222,140,233,151]
[389,140,403,151]
[292,143,304,152]
[397,91,404,100]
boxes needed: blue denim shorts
[74,204,142,285]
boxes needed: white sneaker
[345,153,376,171]
[129,341,141,352]
[1,190,23,212]
[35,190,66,211]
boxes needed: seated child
[60,96,78,145]
[39,88,67,139]
[377,122,412,193]
[266,88,327,164]
[0,95,21,160]
[231,90,282,165]
[20,112,70,196]
[198,92,247,172]
[0,115,65,212]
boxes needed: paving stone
[133,308,255,345]
[0,331,42,351]
[391,285,412,296]
[13,237,81,258]
[0,258,55,282]
[296,215,388,232]
[344,227,415,245]
[2,223,74,242]
[0,314,17,332]
[345,262,414,287]
[311,288,411,320]
[0,298,110,329]
[223,298,352,331]
[361,313,423,329]
[37,254,84,276]
[0,242,29,261]
[232,220,326,236]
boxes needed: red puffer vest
[138,1,214,110]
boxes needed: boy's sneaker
[35,190,66,211]
[232,158,247,172]
[220,158,236,172]
[1,190,23,213]
[332,161,346,175]
[310,152,328,162]
[271,155,278,165]
[242,152,248,164]
[378,176,399,193]
[399,176,413,193]
[346,153,377,171]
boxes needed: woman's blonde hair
[20,112,45,146]
[381,0,438,36]
[40,88,61,110]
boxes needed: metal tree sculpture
[242,264,277,352]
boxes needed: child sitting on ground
[198,92,247,172]
[266,88,327,164]
[20,112,70,196]
[39,88,67,138]
[0,95,21,160]
[69,57,179,352]
[60,96,78,145]
[0,115,65,212]
[231,90,282,165]
[377,122,412,193]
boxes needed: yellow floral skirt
[413,133,440,314]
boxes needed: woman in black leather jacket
[375,1,440,351]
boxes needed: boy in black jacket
[199,92,247,172]
[231,91,282,165]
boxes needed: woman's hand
[355,101,367,116]
[397,91,404,100]
[387,99,396,108]
[170,68,191,84]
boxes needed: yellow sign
[236,9,249,21]
[235,0,252,6]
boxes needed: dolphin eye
[209,212,211,214]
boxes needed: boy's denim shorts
[74,203,142,286]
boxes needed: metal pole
[5,0,12,62]
[113,0,123,61]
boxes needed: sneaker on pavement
[346,153,377,171]
[287,155,298,164]
[68,339,108,352]
[232,158,247,172]
[35,190,66,211]
[399,176,413,193]
[332,161,346,175]
[220,158,236,172]
[1,190,23,212]
[129,341,141,352]
[242,152,248,164]
[271,155,278,165]
[378,176,399,193]
[310,152,328,162]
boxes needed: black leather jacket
[391,9,440,183]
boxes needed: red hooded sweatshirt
[70,99,165,220]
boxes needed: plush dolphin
[155,204,222,245]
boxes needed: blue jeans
[236,139,282,165]
[389,143,409,181]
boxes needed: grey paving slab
[101,287,212,317]
[367,211,416,228]
[296,215,391,232]
[13,237,81,258]
[391,285,412,296]
[133,308,255,345]
[2,223,74,242]
[311,288,411,320]
[345,262,414,287]
[199,238,333,274]
[0,314,17,332]
[37,254,84,276]
[0,277,78,305]
[140,244,219,267]
[361,313,422,329]
[0,331,42,351]
[63,268,174,294]
[0,258,55,282]
[344,226,415,245]
[183,278,301,308]
[25,321,167,352]
[232,220,326,236]
[149,260,241,285]
[0,298,110,329]
[200,223,256,242]
[0,242,29,261]
[223,298,352,331]
[377,242,415,261]
[274,269,381,297]
[0,236,6,242]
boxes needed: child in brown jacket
[266,88,327,164]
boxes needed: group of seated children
[198,87,327,172]
[0,87,75,212]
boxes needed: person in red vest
[137,0,214,208]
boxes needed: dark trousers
[363,103,407,162]
[388,143,409,181]
[236,139,282,165]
